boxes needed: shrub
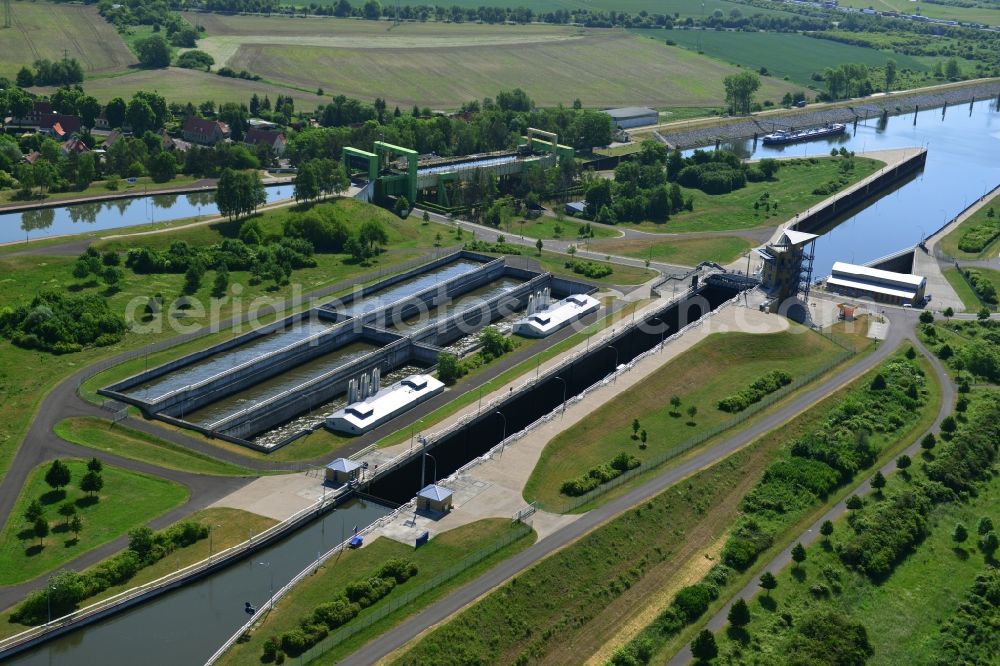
[560,454,640,496]
[840,488,931,578]
[717,370,792,412]
[0,291,127,354]
[564,259,613,279]
[671,583,715,622]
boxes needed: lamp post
[208,523,223,562]
[553,376,567,415]
[258,561,274,615]
[424,452,438,485]
[496,411,507,458]
[651,317,667,351]
[46,575,57,625]
[607,345,619,383]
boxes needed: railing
[203,498,418,666]
[0,479,353,660]
[291,522,534,665]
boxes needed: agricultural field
[631,29,930,90]
[837,0,1000,26]
[0,1,136,80]
[183,14,799,109]
[297,0,795,16]
[523,328,848,511]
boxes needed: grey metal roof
[326,458,363,473]
[417,484,453,501]
[603,107,658,119]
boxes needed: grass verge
[54,417,254,476]
[942,266,983,311]
[0,459,188,585]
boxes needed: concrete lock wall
[155,321,365,418]
[213,339,416,439]
[103,310,320,396]
[791,149,927,235]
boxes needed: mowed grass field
[591,234,753,266]
[1,1,137,79]
[523,328,846,511]
[185,15,799,109]
[632,29,930,90]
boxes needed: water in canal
[126,319,332,401]
[0,186,291,245]
[386,277,523,332]
[715,98,1000,276]
[185,340,377,428]
[337,260,483,316]
[6,498,390,666]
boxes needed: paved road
[666,312,951,666]
[339,309,907,665]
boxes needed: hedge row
[609,564,733,666]
[565,259,613,279]
[12,521,207,625]
[957,209,999,253]
[264,558,417,659]
[717,370,792,413]
[933,568,1000,665]
[962,268,998,304]
[560,452,640,497]
[720,357,926,571]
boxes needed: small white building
[602,107,659,129]
[514,292,601,338]
[826,262,926,306]
[326,374,445,435]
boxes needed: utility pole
[4,0,11,30]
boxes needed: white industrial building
[326,373,445,435]
[602,107,659,129]
[514,290,601,338]
[826,262,927,306]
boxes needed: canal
[726,98,1000,276]
[0,185,291,245]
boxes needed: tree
[870,373,887,391]
[945,57,961,80]
[103,266,123,290]
[33,517,49,546]
[884,59,897,92]
[87,457,103,473]
[44,459,71,491]
[176,50,214,71]
[125,98,156,136]
[363,0,382,19]
[846,494,864,510]
[80,470,103,497]
[896,454,912,471]
[978,307,990,321]
[943,306,954,319]
[759,571,777,596]
[687,405,698,421]
[670,395,682,411]
[978,517,994,536]
[15,66,34,88]
[148,152,176,183]
[358,219,389,256]
[24,499,45,524]
[79,96,102,129]
[919,310,934,324]
[216,169,266,221]
[640,430,647,447]
[758,158,780,180]
[436,353,462,385]
[76,153,96,190]
[128,526,155,560]
[723,71,761,115]
[69,514,83,538]
[921,433,936,451]
[213,265,229,298]
[820,520,834,538]
[728,598,751,628]
[953,523,968,544]
[58,502,76,527]
[105,98,127,129]
[536,238,543,255]
[632,418,641,438]
[791,542,807,567]
[980,531,999,559]
[691,629,718,662]
[135,35,171,68]
[871,470,886,493]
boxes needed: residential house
[182,116,230,145]
[159,128,191,153]
[61,137,90,156]
[244,127,286,156]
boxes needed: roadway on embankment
[338,309,908,665]
[666,312,952,665]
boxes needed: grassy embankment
[939,190,1000,260]
[54,417,254,476]
[0,507,275,640]
[217,519,536,666]
[390,348,939,665]
[0,175,207,207]
[524,328,849,511]
[0,460,188,585]
[501,216,619,241]
[0,199,442,484]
